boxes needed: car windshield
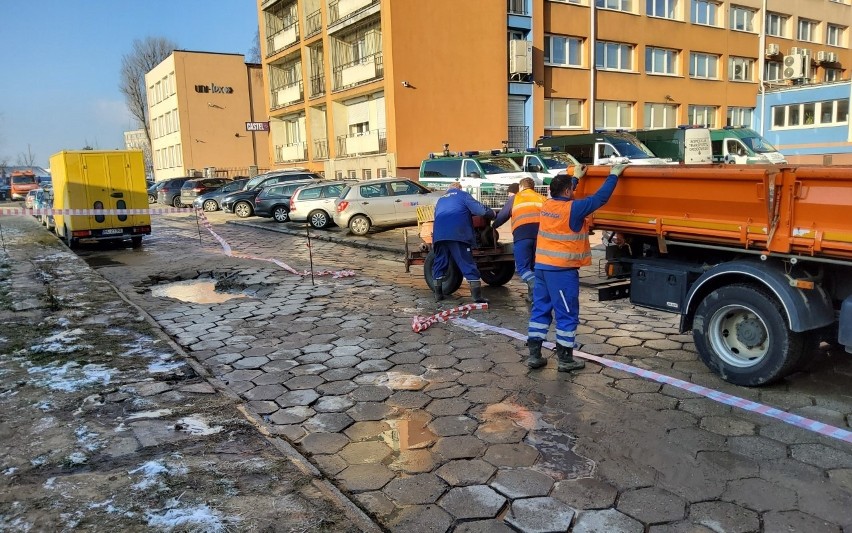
[339,185,352,198]
[477,157,521,175]
[540,152,576,170]
[741,135,778,153]
[612,140,656,159]
[12,175,36,185]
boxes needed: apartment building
[146,51,270,181]
[257,0,850,178]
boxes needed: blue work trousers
[514,238,536,282]
[432,241,480,282]
[527,268,580,348]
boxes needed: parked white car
[288,180,353,229]
[333,178,442,235]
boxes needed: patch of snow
[33,417,57,432]
[35,401,53,412]
[175,416,223,436]
[148,361,183,373]
[30,455,47,467]
[114,423,129,433]
[43,477,57,489]
[29,328,91,354]
[125,409,173,421]
[88,499,114,510]
[0,516,32,532]
[129,458,188,491]
[27,362,115,392]
[67,452,87,465]
[56,318,71,328]
[145,502,239,532]
[75,426,103,452]
[3,467,17,476]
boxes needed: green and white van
[710,127,787,164]
[536,132,670,166]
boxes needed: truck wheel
[63,226,78,250]
[424,251,463,295]
[131,236,143,248]
[480,262,515,286]
[692,284,807,386]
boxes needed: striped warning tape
[0,207,191,216]
[195,209,355,279]
[452,316,852,445]
[411,303,488,332]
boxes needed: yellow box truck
[51,150,152,248]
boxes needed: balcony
[313,138,329,160]
[271,80,304,109]
[310,75,326,98]
[508,0,528,15]
[336,129,386,157]
[305,9,322,38]
[333,53,383,91]
[268,21,299,56]
[328,0,378,27]
[275,142,307,162]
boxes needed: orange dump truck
[577,164,852,386]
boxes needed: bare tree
[119,37,178,151]
[248,28,261,63]
[16,144,36,167]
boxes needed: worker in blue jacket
[431,182,495,303]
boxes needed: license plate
[102,228,123,235]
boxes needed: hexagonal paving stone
[353,491,396,519]
[325,355,362,369]
[339,441,393,464]
[762,510,842,533]
[317,381,358,396]
[313,454,348,476]
[338,464,395,492]
[356,360,393,373]
[313,396,355,413]
[268,406,315,425]
[505,497,575,533]
[688,501,760,533]
[347,402,396,422]
[222,369,263,383]
[276,390,319,408]
[426,384,467,398]
[439,485,506,519]
[299,432,350,455]
[425,398,472,417]
[391,449,438,474]
[290,363,329,376]
[433,436,487,460]
[388,391,432,409]
[345,421,391,442]
[699,416,756,437]
[387,504,452,533]
[490,468,554,498]
[298,352,332,365]
[302,412,354,433]
[429,416,479,437]
[476,419,528,444]
[243,384,287,402]
[483,443,540,467]
[383,473,447,505]
[302,343,335,354]
[617,487,686,524]
[721,478,797,512]
[321,367,360,382]
[464,387,508,405]
[573,509,643,533]
[435,459,497,486]
[285,375,325,390]
[349,385,392,402]
[551,478,618,510]
[790,443,852,470]
[454,520,514,533]
[331,345,363,358]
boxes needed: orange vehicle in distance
[9,170,39,201]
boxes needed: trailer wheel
[480,262,515,286]
[424,251,462,295]
[692,284,806,386]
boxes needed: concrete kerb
[227,219,404,256]
[100,262,384,533]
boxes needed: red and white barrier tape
[0,207,191,216]
[411,303,488,332]
[453,316,852,445]
[195,209,355,279]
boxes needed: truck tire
[63,226,78,250]
[424,251,463,296]
[480,262,515,286]
[131,236,143,249]
[692,284,807,386]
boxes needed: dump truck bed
[575,165,852,261]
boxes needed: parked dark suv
[156,177,192,207]
[254,179,321,222]
[221,170,322,218]
[179,177,232,207]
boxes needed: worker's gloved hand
[610,164,628,178]
[572,164,588,180]
[483,208,497,220]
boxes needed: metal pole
[306,223,315,286]
[589,1,597,132]
[195,210,203,246]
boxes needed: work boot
[469,280,488,304]
[525,277,535,303]
[556,345,585,372]
[526,340,546,369]
[433,277,445,302]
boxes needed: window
[595,41,633,70]
[646,0,676,19]
[729,57,754,81]
[645,47,677,75]
[390,181,423,195]
[691,0,717,25]
[545,98,583,128]
[596,0,632,11]
[421,159,462,177]
[726,107,753,127]
[463,160,481,177]
[798,19,817,42]
[322,184,345,197]
[827,24,845,46]
[772,100,849,128]
[765,61,782,81]
[175,144,182,166]
[359,183,388,198]
[689,52,719,79]
[594,101,633,129]
[545,35,583,66]
[729,6,754,32]
[169,72,176,95]
[362,169,372,179]
[687,105,717,127]
[378,168,388,178]
[349,122,368,135]
[347,170,358,179]
[644,103,678,128]
[335,171,344,179]
[298,186,322,200]
[825,68,842,82]
[765,13,787,37]
[164,112,171,134]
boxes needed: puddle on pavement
[385,371,429,390]
[480,401,538,430]
[382,411,436,451]
[151,280,247,304]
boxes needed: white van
[710,127,787,164]
[536,132,670,166]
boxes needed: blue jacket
[433,189,491,246]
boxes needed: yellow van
[51,150,152,248]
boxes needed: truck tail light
[72,230,92,237]
[337,201,349,213]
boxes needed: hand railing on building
[332,52,383,92]
[266,19,300,56]
[327,0,378,27]
[274,142,308,163]
[335,129,386,157]
[305,9,322,38]
[313,138,329,160]
[271,80,304,110]
[507,0,528,15]
[310,74,326,98]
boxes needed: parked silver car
[288,180,353,229]
[332,178,441,235]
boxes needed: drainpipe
[758,0,767,136]
[589,1,596,132]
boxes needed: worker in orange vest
[526,164,626,371]
[494,177,545,303]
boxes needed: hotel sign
[195,83,234,94]
[245,122,270,132]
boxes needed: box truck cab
[536,132,669,166]
[633,126,713,164]
[710,127,787,164]
[504,149,580,184]
[51,150,152,249]
[9,170,40,200]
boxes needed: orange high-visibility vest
[535,199,592,268]
[510,188,545,232]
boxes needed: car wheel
[172,196,183,208]
[148,193,156,204]
[202,199,218,212]
[348,215,371,235]
[480,262,515,286]
[234,201,253,218]
[309,210,329,229]
[273,206,290,223]
[424,250,463,295]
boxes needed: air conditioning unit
[766,43,780,56]
[827,52,839,63]
[783,54,804,79]
[509,39,533,75]
[817,51,828,62]
[790,47,801,56]
[800,48,811,58]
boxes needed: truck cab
[633,126,713,164]
[536,132,669,166]
[9,170,39,200]
[504,149,580,184]
[710,127,787,164]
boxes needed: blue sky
[0,1,260,168]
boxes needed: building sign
[245,122,270,132]
[195,83,234,94]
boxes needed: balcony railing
[275,142,308,163]
[328,0,378,27]
[310,74,326,97]
[332,52,384,91]
[271,80,304,110]
[336,129,386,157]
[313,139,329,160]
[508,0,528,15]
[508,125,529,151]
[267,20,300,56]
[305,9,322,38]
